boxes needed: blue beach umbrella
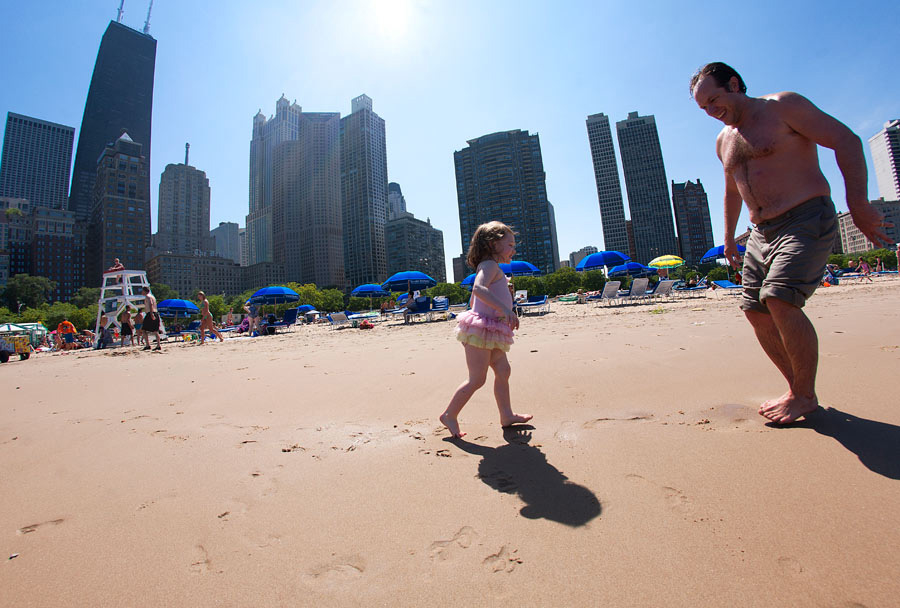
[156,299,200,317]
[351,283,390,298]
[296,304,317,314]
[249,286,300,305]
[460,273,476,289]
[576,251,631,272]
[499,260,541,276]
[609,262,656,278]
[381,271,437,292]
[701,244,746,263]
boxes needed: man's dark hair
[690,62,747,96]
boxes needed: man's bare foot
[501,413,533,427]
[758,391,818,424]
[440,412,466,438]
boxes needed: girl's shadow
[448,426,601,527]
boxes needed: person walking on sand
[857,257,873,282]
[691,62,894,424]
[141,286,162,351]
[197,291,224,344]
[440,221,532,438]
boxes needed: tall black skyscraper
[69,21,156,221]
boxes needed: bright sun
[370,0,414,46]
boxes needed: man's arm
[717,132,744,269]
[778,92,893,246]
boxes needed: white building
[868,119,900,201]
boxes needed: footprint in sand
[482,545,522,574]
[626,474,692,513]
[583,412,653,428]
[301,555,366,585]
[189,545,210,574]
[429,526,477,562]
[554,421,578,446]
[776,556,804,576]
[693,404,759,430]
[17,518,64,535]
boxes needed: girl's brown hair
[466,221,512,269]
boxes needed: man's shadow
[448,426,601,527]
[783,407,900,480]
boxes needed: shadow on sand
[447,426,601,527]
[782,407,900,480]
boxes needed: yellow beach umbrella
[648,255,685,269]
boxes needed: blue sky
[3,0,898,278]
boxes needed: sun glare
[370,0,414,48]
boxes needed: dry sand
[2,279,899,607]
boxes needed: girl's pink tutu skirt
[455,311,514,351]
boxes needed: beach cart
[0,332,31,363]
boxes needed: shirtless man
[197,291,223,344]
[691,62,893,424]
[141,286,162,351]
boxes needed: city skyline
[3,1,899,282]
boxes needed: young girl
[440,221,532,438]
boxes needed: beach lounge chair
[427,297,450,321]
[516,295,550,315]
[268,307,299,331]
[404,296,432,323]
[592,281,621,306]
[712,279,743,294]
[328,312,351,329]
[647,279,675,302]
[620,278,650,305]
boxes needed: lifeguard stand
[94,270,164,336]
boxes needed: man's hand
[848,202,894,248]
[723,238,743,269]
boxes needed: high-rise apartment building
[238,227,248,267]
[454,129,560,274]
[388,182,407,220]
[273,112,344,288]
[671,179,715,266]
[155,154,212,255]
[837,200,900,253]
[246,95,302,266]
[569,245,598,268]
[211,221,241,264]
[616,112,678,264]
[86,133,150,284]
[341,94,388,288]
[869,119,900,201]
[70,21,156,222]
[1,113,75,210]
[586,113,629,253]
[385,213,446,283]
[0,198,32,289]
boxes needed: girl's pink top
[471,268,512,320]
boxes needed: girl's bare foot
[440,412,466,438]
[501,413,533,427]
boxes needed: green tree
[508,275,545,297]
[20,304,49,325]
[707,265,729,281]
[71,286,101,309]
[319,288,344,312]
[0,306,16,323]
[542,267,582,297]
[1,274,57,309]
[581,270,606,292]
[70,306,97,331]
[149,283,178,301]
[45,302,79,331]
[347,297,372,312]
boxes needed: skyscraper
[69,20,156,221]
[585,113,629,254]
[211,221,241,264]
[671,179,715,266]
[341,94,388,288]
[388,182,407,220]
[1,113,75,210]
[155,150,212,255]
[86,133,150,284]
[246,96,302,266]
[868,119,900,201]
[454,129,560,274]
[616,112,678,264]
[272,112,344,288]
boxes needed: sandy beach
[2,279,899,607]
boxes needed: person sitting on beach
[380,299,393,317]
[440,221,532,438]
[197,291,224,344]
[226,309,234,326]
[842,259,858,274]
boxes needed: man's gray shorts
[741,196,837,313]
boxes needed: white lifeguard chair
[94,270,164,338]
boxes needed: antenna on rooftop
[185,143,190,166]
[116,0,124,23]
[142,0,153,34]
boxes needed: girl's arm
[471,261,515,317]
